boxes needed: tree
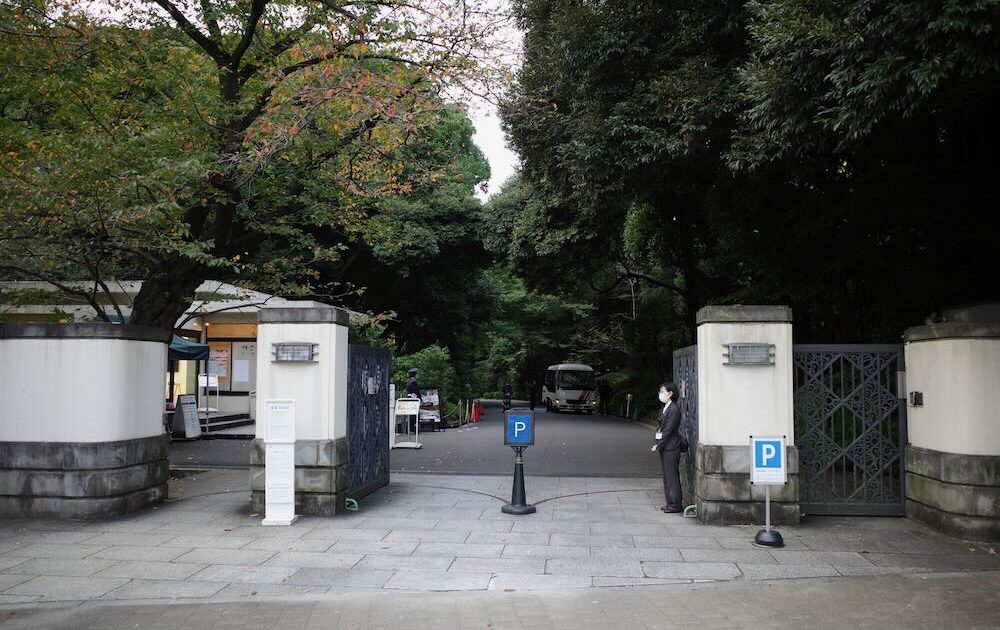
[502,0,1000,346]
[470,266,595,396]
[0,0,508,333]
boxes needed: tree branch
[592,270,687,297]
[175,297,276,329]
[234,39,364,132]
[97,278,126,324]
[153,0,227,65]
[0,266,112,323]
[199,0,223,41]
[231,0,267,68]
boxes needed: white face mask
[658,391,671,404]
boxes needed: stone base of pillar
[905,445,1000,542]
[0,435,169,518]
[250,438,349,516]
[695,444,800,526]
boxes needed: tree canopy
[500,0,1000,345]
[0,0,506,332]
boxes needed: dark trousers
[659,448,683,510]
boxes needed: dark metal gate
[347,345,390,499]
[793,345,907,515]
[673,345,698,503]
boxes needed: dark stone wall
[250,438,350,516]
[0,435,169,518]
[906,445,1000,542]
[695,444,800,526]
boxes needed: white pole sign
[388,384,396,451]
[750,435,787,485]
[262,399,297,526]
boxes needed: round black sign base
[502,503,537,515]
[754,528,785,547]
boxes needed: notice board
[174,394,201,439]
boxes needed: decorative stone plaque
[724,343,775,365]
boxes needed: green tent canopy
[169,335,209,361]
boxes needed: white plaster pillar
[250,303,350,516]
[903,318,1000,541]
[693,306,799,525]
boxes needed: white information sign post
[262,400,297,526]
[392,398,422,449]
[750,435,787,547]
[388,384,396,452]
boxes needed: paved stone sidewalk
[2,572,999,629]
[0,470,998,606]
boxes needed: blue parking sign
[505,411,534,446]
[755,440,782,468]
[750,435,786,484]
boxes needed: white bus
[542,363,597,414]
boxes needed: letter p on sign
[505,412,535,446]
[762,443,777,465]
[750,436,786,485]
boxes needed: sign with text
[505,410,535,447]
[750,435,787,485]
[263,399,296,526]
[174,394,201,439]
[395,398,421,416]
[724,343,775,365]
[265,400,295,443]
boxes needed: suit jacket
[405,377,421,400]
[655,402,682,452]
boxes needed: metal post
[754,484,783,547]
[502,446,536,515]
[765,485,771,532]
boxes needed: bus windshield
[558,371,595,390]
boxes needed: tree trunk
[129,259,208,336]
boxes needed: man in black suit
[404,368,421,432]
[651,382,683,513]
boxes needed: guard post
[502,409,536,515]
[750,434,787,547]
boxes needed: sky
[469,100,519,201]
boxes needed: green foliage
[392,344,461,399]
[470,266,596,398]
[732,0,1000,168]
[502,0,1000,352]
[347,312,398,350]
[0,0,504,330]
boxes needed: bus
[542,363,597,414]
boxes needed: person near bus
[597,379,612,416]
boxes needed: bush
[392,344,460,400]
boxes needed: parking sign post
[502,410,536,515]
[750,435,787,547]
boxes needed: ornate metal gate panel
[794,345,907,515]
[673,345,698,503]
[347,345,390,499]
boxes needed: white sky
[469,100,519,202]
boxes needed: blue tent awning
[169,335,209,361]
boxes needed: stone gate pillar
[904,306,1000,541]
[0,324,169,518]
[250,303,350,516]
[694,306,799,525]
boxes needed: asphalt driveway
[170,402,662,477]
